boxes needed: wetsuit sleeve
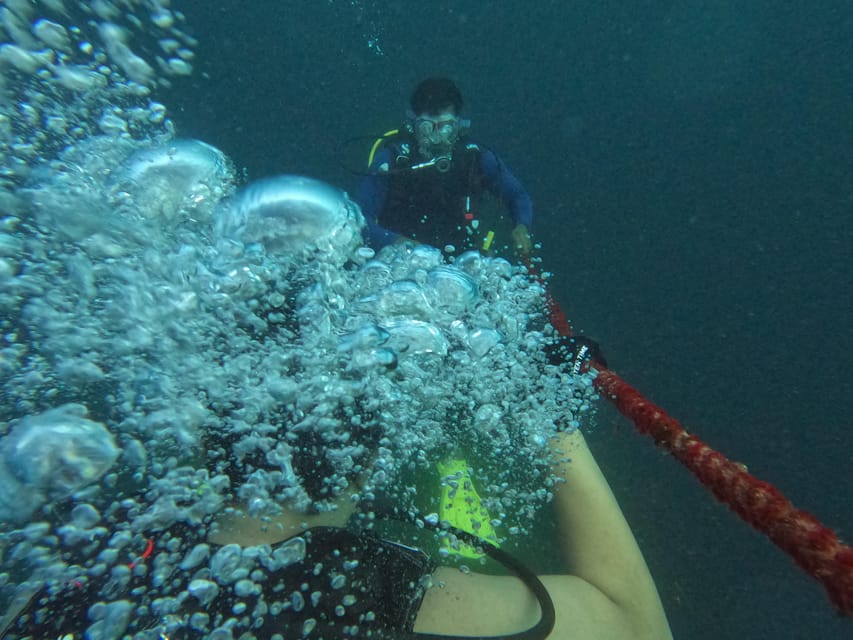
[479,149,534,229]
[354,147,401,249]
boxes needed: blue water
[4,0,853,640]
[165,1,853,637]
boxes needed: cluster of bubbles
[0,2,598,637]
[0,0,196,186]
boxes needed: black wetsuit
[2,526,435,639]
[355,134,533,252]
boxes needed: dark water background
[166,2,853,637]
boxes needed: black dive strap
[400,522,556,640]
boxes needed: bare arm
[416,429,672,639]
[209,428,671,638]
[546,428,672,639]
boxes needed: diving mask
[413,115,460,167]
[414,115,461,144]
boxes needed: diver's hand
[511,224,533,259]
[548,335,608,374]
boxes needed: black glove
[547,335,607,374]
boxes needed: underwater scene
[2,1,853,639]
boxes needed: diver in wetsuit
[2,163,668,640]
[2,428,672,640]
[356,77,534,259]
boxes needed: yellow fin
[437,458,499,559]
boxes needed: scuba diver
[1,430,672,639]
[1,157,664,639]
[208,429,674,640]
[355,77,535,259]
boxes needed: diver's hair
[410,77,464,115]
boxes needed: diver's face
[414,107,460,157]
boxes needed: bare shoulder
[414,567,645,640]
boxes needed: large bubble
[215,174,365,261]
[110,138,236,224]
[0,404,118,523]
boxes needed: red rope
[531,264,853,613]
[545,291,573,336]
[593,367,853,614]
[527,261,853,611]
